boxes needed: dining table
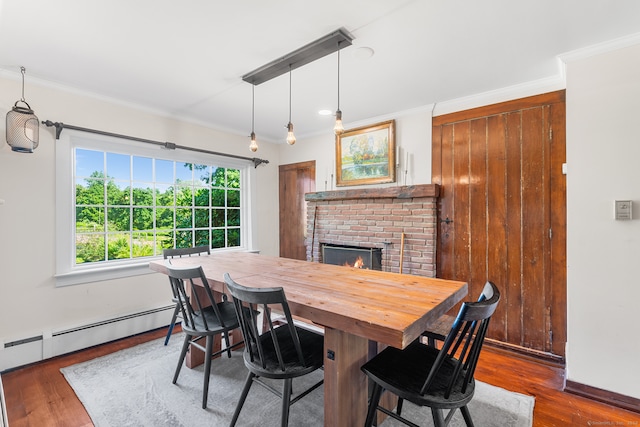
[149,251,467,427]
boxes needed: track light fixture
[241,28,354,145]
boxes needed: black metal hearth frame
[321,243,382,270]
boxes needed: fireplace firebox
[322,243,382,270]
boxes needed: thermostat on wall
[615,200,632,220]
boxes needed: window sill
[54,248,258,287]
[55,261,158,287]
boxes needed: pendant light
[285,65,296,145]
[334,43,344,135]
[6,66,39,153]
[249,84,258,152]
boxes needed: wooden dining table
[149,251,467,427]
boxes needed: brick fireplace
[304,184,439,277]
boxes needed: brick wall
[305,185,439,277]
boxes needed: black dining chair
[361,282,500,427]
[162,246,210,346]
[223,273,325,427]
[421,281,494,347]
[166,264,243,409]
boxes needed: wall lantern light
[6,66,39,153]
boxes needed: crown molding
[558,31,640,64]
[432,75,565,118]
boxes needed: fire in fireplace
[321,243,382,270]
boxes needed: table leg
[323,327,369,427]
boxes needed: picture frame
[335,119,396,186]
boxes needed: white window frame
[55,129,257,286]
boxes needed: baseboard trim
[484,338,565,367]
[565,380,640,414]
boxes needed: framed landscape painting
[335,120,396,186]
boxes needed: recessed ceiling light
[318,109,333,116]
[353,47,374,60]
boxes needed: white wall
[278,107,435,189]
[0,76,280,348]
[565,43,640,399]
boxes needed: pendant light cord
[20,66,26,102]
[288,65,293,123]
[337,46,340,110]
[251,84,255,132]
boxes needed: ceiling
[2,0,640,145]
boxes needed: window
[56,130,255,286]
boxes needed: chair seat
[181,301,240,335]
[245,325,324,379]
[362,341,475,410]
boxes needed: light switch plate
[615,200,632,220]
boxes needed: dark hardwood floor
[2,326,639,426]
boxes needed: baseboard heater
[52,306,171,337]
[1,305,174,372]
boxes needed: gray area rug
[61,334,534,426]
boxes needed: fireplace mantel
[305,184,439,202]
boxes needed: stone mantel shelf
[305,184,439,202]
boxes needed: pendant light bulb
[286,122,296,145]
[334,110,344,135]
[249,131,258,152]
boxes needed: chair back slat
[420,282,500,398]
[169,274,195,329]
[224,273,307,372]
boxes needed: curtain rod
[41,120,269,168]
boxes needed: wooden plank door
[279,161,316,260]
[432,91,566,357]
